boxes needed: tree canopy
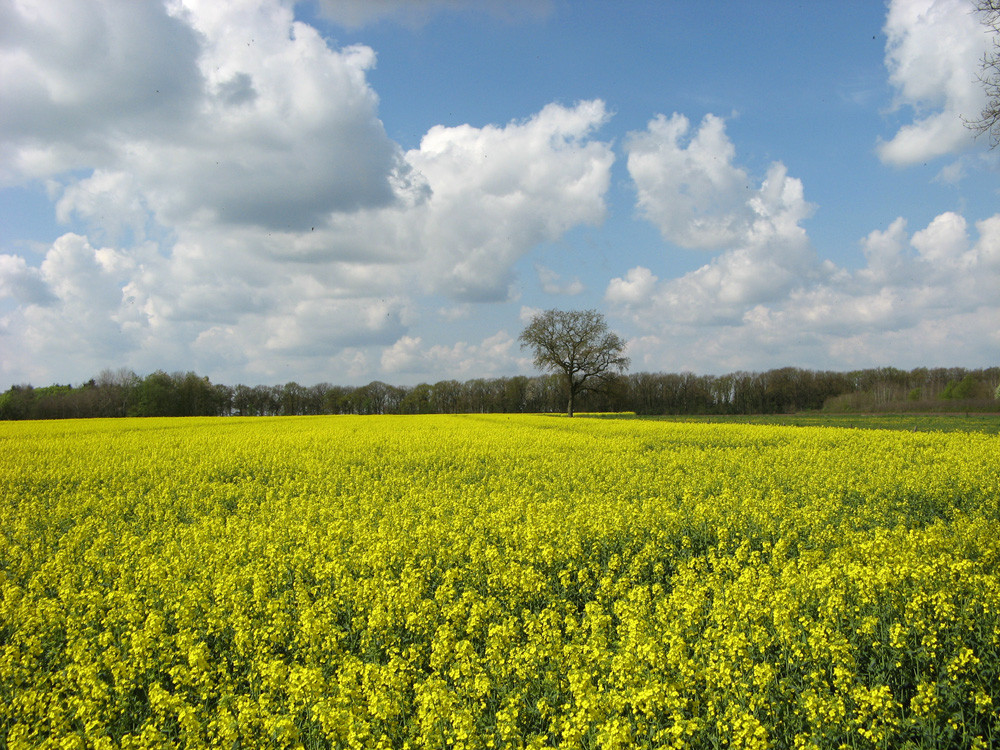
[1,365,998,420]
[518,309,630,417]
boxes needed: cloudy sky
[1,0,998,389]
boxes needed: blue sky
[1,0,998,389]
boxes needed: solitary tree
[969,0,1000,147]
[519,309,629,417]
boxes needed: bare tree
[969,0,1000,147]
[518,309,629,417]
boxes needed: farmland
[613,413,1000,435]
[2,415,999,749]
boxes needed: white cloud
[859,217,909,284]
[911,210,970,265]
[612,107,999,373]
[824,312,1000,367]
[0,95,613,385]
[613,154,820,326]
[407,100,613,300]
[0,0,203,182]
[605,266,658,305]
[625,112,816,267]
[381,331,519,378]
[3,0,405,226]
[878,0,991,165]
[625,113,754,249]
[609,210,1000,373]
[238,98,613,294]
[54,170,150,244]
[0,254,54,306]
[972,215,1000,270]
[1,234,142,384]
[0,0,614,386]
[262,296,408,354]
[141,2,403,228]
[5,2,993,389]
[380,335,425,372]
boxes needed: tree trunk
[567,385,575,417]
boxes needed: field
[2,415,999,749]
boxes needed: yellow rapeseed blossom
[1,414,998,748]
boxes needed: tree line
[0,365,996,420]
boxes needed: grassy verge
[599,412,1000,434]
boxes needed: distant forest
[1,366,997,420]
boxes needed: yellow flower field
[2,415,998,749]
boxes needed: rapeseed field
[1,414,998,749]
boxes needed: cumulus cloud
[626,113,755,249]
[0,0,203,180]
[1,98,613,385]
[54,170,150,244]
[605,266,658,306]
[1,234,141,384]
[615,126,820,326]
[313,99,613,298]
[612,108,999,372]
[859,217,909,284]
[9,1,992,389]
[381,330,520,378]
[608,210,1000,373]
[625,112,817,271]
[407,101,613,300]
[0,254,55,306]
[137,3,403,229]
[878,0,991,165]
[381,335,425,373]
[911,210,970,265]
[0,0,614,386]
[251,98,612,286]
[2,0,404,226]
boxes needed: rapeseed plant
[1,415,997,748]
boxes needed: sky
[1,0,999,389]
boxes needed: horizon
[2,0,999,391]
[6,362,997,393]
